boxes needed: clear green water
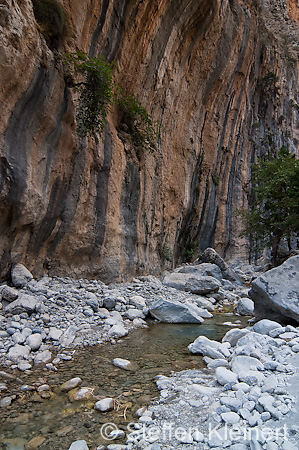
[0,313,249,449]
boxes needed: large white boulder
[163,264,222,293]
[249,255,299,323]
[188,335,230,359]
[149,299,204,323]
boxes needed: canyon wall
[0,0,298,282]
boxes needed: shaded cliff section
[0,0,298,282]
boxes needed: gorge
[0,0,299,283]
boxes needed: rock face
[0,0,298,282]
[249,255,299,323]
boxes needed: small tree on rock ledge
[240,147,299,265]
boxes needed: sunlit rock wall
[0,0,298,281]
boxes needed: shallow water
[0,313,249,450]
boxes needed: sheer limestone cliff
[0,0,298,282]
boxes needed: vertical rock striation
[0,0,298,281]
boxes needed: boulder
[188,335,230,359]
[249,255,299,323]
[253,319,283,335]
[230,355,264,374]
[222,328,250,347]
[149,299,204,323]
[7,344,30,363]
[184,276,221,295]
[195,247,240,281]
[177,263,222,280]
[5,294,38,315]
[215,367,238,385]
[108,324,128,339]
[163,268,221,294]
[1,286,19,302]
[235,298,254,316]
[11,263,33,288]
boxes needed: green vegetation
[184,241,199,262]
[160,244,173,263]
[64,52,160,147]
[117,88,161,152]
[64,52,114,137]
[239,147,299,264]
[32,0,67,48]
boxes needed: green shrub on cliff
[64,52,161,148]
[64,52,114,137]
[240,147,299,264]
[32,0,67,48]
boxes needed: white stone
[230,355,264,374]
[113,358,132,370]
[222,328,250,346]
[7,344,30,363]
[108,324,128,339]
[192,430,204,442]
[215,367,238,386]
[5,294,38,315]
[95,397,114,412]
[27,334,42,351]
[129,295,147,309]
[34,350,52,365]
[61,377,82,392]
[221,411,240,425]
[48,327,63,340]
[68,441,89,450]
[188,335,230,359]
[253,319,283,335]
[235,298,254,315]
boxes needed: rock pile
[125,318,299,449]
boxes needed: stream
[0,312,249,450]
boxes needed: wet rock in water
[11,263,33,288]
[95,397,114,412]
[149,299,204,323]
[249,255,299,323]
[61,377,82,392]
[235,297,254,316]
[188,335,230,358]
[5,294,38,315]
[113,358,133,370]
[24,436,46,450]
[34,350,52,365]
[0,396,12,407]
[68,441,89,450]
[68,387,94,402]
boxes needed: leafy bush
[64,52,114,137]
[32,0,67,48]
[117,88,161,152]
